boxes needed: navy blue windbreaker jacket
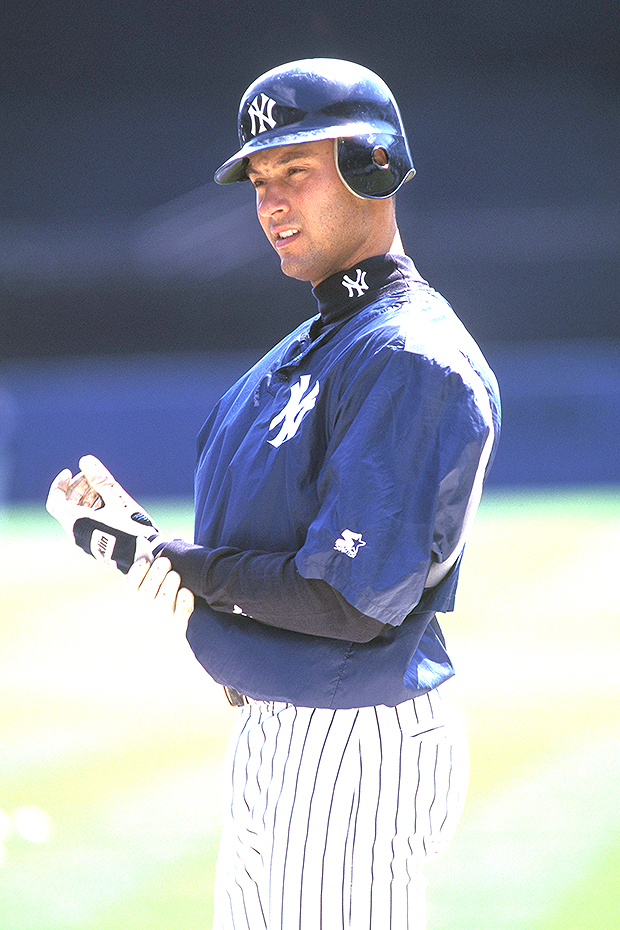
[183,253,501,708]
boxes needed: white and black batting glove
[46,455,167,574]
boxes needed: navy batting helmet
[214,58,415,199]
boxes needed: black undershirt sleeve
[160,539,387,643]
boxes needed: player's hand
[46,455,164,574]
[127,556,195,623]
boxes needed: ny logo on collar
[248,93,278,136]
[342,269,369,298]
[267,375,320,448]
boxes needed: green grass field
[1,487,619,930]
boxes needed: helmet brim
[214,120,391,185]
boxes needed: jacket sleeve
[294,346,496,624]
[160,539,386,642]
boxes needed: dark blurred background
[1,0,619,501]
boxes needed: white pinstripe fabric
[213,689,469,930]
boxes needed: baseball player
[47,59,501,929]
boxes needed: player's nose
[256,182,290,219]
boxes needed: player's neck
[387,228,422,279]
[389,228,405,256]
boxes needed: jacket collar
[312,253,422,326]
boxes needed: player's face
[247,140,394,286]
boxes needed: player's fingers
[156,568,182,607]
[174,587,195,623]
[126,556,152,592]
[78,455,111,482]
[66,472,87,499]
[78,455,123,497]
[79,454,137,508]
[87,489,104,508]
[45,468,73,515]
[66,472,102,508]
[136,556,173,600]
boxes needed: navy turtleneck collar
[311,253,422,326]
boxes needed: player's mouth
[274,228,300,249]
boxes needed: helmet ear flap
[335,134,415,199]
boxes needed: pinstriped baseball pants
[212,689,469,930]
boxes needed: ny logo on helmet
[342,269,369,298]
[248,93,278,136]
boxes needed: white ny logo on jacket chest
[268,375,320,448]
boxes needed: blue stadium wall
[0,339,618,506]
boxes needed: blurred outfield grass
[1,487,619,930]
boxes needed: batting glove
[46,455,166,574]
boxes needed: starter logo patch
[334,530,367,558]
[268,374,320,448]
